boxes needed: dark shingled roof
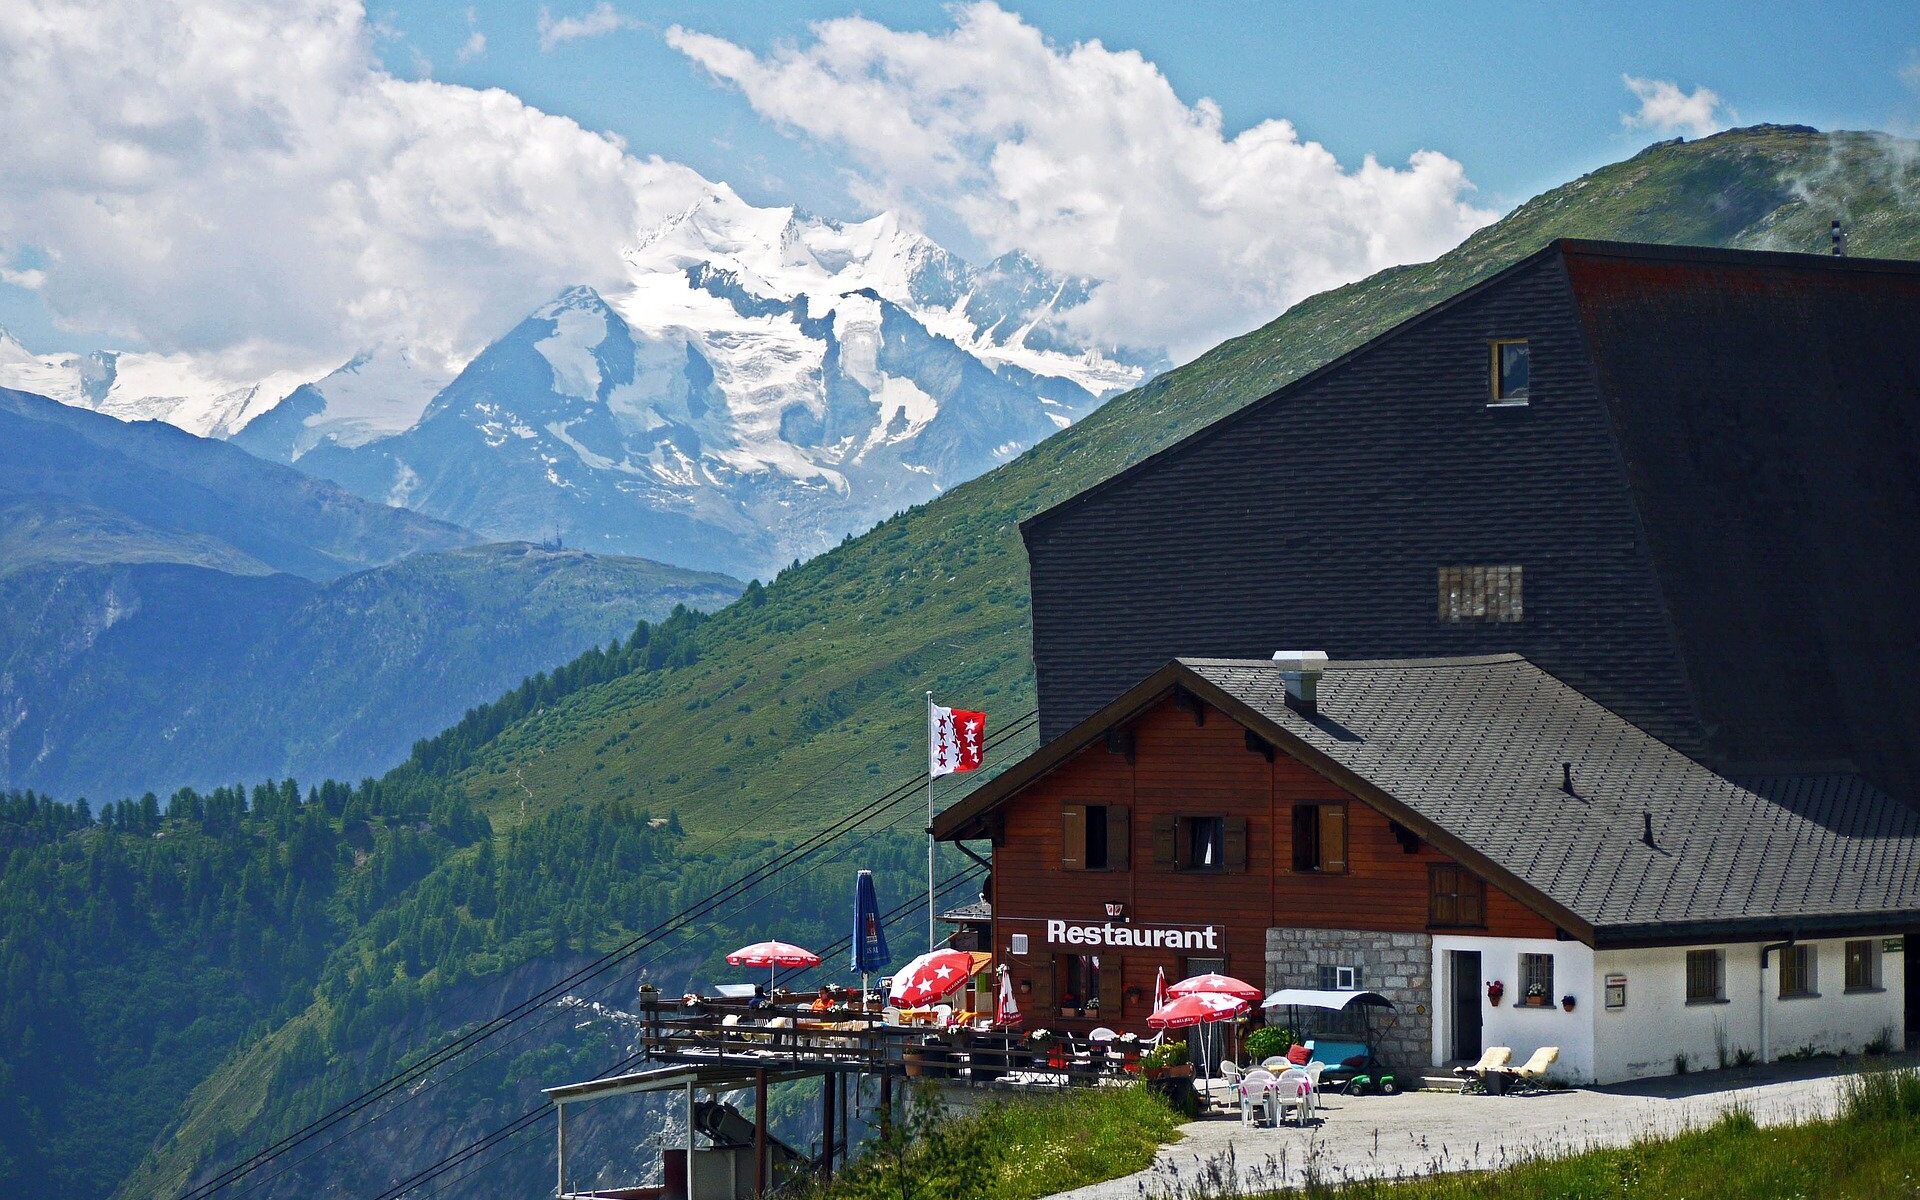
[937,653,1920,946]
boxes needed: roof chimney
[1831,219,1845,257]
[1271,650,1329,717]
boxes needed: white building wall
[1592,938,1905,1084]
[1430,935,1596,1083]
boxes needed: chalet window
[1779,944,1816,998]
[1845,940,1880,992]
[1438,565,1524,623]
[1059,955,1101,1013]
[1428,864,1485,928]
[1291,803,1348,873]
[1519,953,1554,1005]
[1187,816,1225,870]
[1490,339,1530,404]
[1062,804,1129,871]
[1152,815,1247,872]
[1685,949,1725,1003]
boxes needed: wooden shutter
[1152,816,1179,868]
[1061,805,1087,870]
[1107,805,1131,869]
[1223,816,1248,873]
[1318,805,1347,873]
[1028,955,1054,1014]
[1098,956,1124,1017]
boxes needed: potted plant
[1523,982,1548,1007]
[1119,1031,1142,1073]
[1139,1040,1193,1081]
[1486,980,1505,1006]
[1561,994,1576,1012]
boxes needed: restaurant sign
[1045,919,1220,951]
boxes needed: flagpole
[926,690,936,954]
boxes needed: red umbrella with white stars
[888,949,976,1008]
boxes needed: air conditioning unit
[1335,966,1359,991]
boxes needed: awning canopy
[1261,988,1395,1012]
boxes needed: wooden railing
[634,997,1137,1087]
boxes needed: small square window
[1291,803,1348,873]
[1186,816,1225,871]
[1779,944,1817,998]
[1491,339,1530,404]
[1519,953,1554,1005]
[1685,949,1725,1003]
[1845,940,1880,992]
[1438,565,1524,623]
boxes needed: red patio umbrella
[726,940,823,989]
[888,949,976,1008]
[1167,973,1262,1003]
[1146,991,1249,1029]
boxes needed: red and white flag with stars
[929,703,986,777]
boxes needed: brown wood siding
[990,693,1557,1029]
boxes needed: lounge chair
[1452,1046,1512,1086]
[1507,1046,1560,1090]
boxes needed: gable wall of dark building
[1569,252,1920,798]
[1024,252,1700,754]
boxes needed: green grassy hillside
[448,125,1920,838]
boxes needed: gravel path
[1054,1055,1915,1198]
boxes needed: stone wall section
[1264,927,1432,1069]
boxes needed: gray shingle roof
[1180,654,1920,943]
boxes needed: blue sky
[383,0,1920,222]
[2,0,1916,363]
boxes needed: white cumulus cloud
[667,3,1494,360]
[537,2,637,53]
[0,0,711,375]
[1621,75,1727,138]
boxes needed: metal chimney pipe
[1831,219,1845,257]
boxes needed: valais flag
[929,703,986,777]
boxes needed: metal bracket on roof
[1173,687,1207,726]
[1244,730,1276,763]
[1105,728,1136,763]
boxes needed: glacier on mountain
[4,186,1159,579]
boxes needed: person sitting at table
[809,985,837,1012]
[749,984,773,1012]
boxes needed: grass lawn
[801,1083,1184,1200]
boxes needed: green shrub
[1842,1066,1920,1122]
[1244,1025,1296,1064]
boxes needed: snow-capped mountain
[6,186,1159,579]
[0,330,313,438]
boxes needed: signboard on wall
[1884,937,1905,954]
[1039,919,1221,951]
[1604,973,1627,1009]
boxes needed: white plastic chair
[1273,1067,1313,1125]
[1261,1055,1291,1072]
[1237,1068,1275,1126]
[1303,1061,1326,1114]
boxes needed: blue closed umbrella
[852,870,891,1007]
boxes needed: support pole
[878,1070,894,1140]
[753,1069,768,1199]
[821,1072,836,1180]
[555,1100,568,1200]
[928,691,937,954]
[686,1079,696,1200]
